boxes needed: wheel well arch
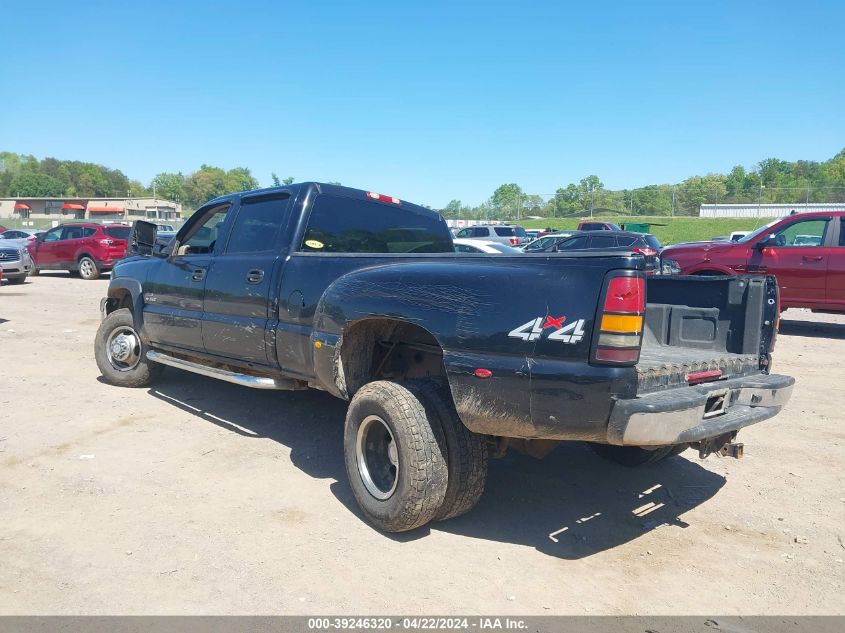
[103,289,133,315]
[337,317,446,397]
[77,252,95,262]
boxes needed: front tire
[590,443,688,467]
[94,308,163,387]
[344,381,448,532]
[78,256,100,280]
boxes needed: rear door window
[300,195,453,254]
[62,226,85,240]
[225,194,291,254]
[472,227,489,238]
[557,236,590,250]
[494,227,515,237]
[589,235,616,248]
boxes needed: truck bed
[636,275,775,393]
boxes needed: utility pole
[758,183,764,217]
[671,189,675,217]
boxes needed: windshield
[736,219,779,243]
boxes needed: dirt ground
[0,274,843,615]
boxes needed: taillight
[593,274,645,365]
[509,237,519,245]
[632,246,657,257]
[99,239,114,246]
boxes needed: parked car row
[0,221,179,286]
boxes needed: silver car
[453,224,529,246]
[0,241,34,284]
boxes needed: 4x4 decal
[508,316,586,344]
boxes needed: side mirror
[128,220,158,256]
[756,234,778,249]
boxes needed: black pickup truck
[95,182,794,532]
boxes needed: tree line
[442,149,845,220]
[2,148,843,218]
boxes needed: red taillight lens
[604,276,645,314]
[632,246,657,257]
[593,274,646,365]
[509,237,519,245]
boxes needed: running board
[146,350,305,390]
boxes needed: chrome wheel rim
[80,259,95,278]
[106,326,141,371]
[356,415,399,500]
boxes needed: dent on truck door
[142,204,230,351]
[202,193,292,364]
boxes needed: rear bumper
[607,373,794,446]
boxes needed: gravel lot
[1,274,843,614]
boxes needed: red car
[30,223,131,280]
[661,211,845,312]
[577,221,621,231]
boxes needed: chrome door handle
[246,269,264,284]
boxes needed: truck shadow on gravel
[148,370,725,559]
[778,319,845,340]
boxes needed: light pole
[758,183,764,217]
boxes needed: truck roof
[206,182,443,222]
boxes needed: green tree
[282,176,295,185]
[490,183,523,219]
[225,167,259,192]
[578,175,603,212]
[184,165,229,208]
[150,172,185,201]
[271,173,281,187]
[8,172,66,197]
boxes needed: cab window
[225,194,291,254]
[300,195,453,254]
[176,204,231,255]
[773,219,828,247]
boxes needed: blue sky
[2,0,843,207]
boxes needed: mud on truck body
[95,182,794,532]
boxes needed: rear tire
[95,308,163,388]
[78,256,100,280]
[417,380,488,521]
[590,443,688,467]
[343,381,448,532]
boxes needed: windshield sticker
[509,316,586,344]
